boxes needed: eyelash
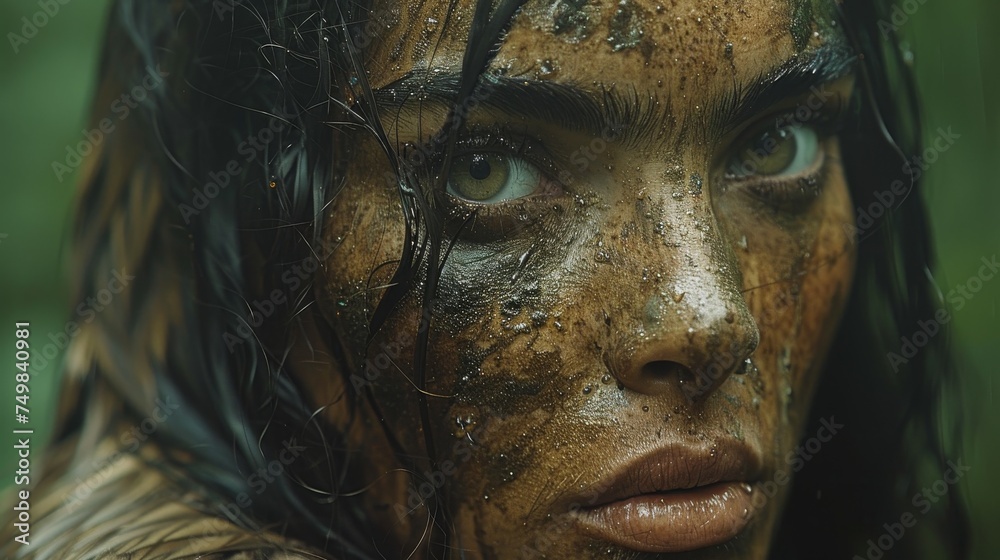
[721,94,849,208]
[407,89,851,213]
[421,124,561,182]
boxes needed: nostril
[639,360,687,383]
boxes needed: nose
[620,288,759,400]
[612,231,759,402]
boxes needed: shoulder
[0,438,327,560]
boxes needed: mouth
[571,441,763,553]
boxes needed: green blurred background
[0,0,996,557]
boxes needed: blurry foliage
[0,0,996,556]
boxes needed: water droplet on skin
[688,173,703,195]
[641,405,649,412]
[530,310,548,326]
[742,483,753,494]
[554,320,564,331]
[484,494,489,501]
[641,268,650,282]
[595,250,610,263]
[582,385,593,395]
[452,410,478,439]
[538,58,558,76]
[742,508,750,519]
[673,406,681,414]
[671,191,684,200]
[607,0,644,52]
[724,42,734,59]
[601,373,613,384]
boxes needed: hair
[11,0,970,558]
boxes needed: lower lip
[574,482,756,553]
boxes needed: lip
[571,441,762,553]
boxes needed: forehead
[365,0,839,94]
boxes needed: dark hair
[9,0,969,558]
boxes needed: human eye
[446,152,542,204]
[719,91,849,211]
[725,124,821,179]
[438,129,565,207]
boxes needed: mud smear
[607,0,645,52]
[788,0,813,52]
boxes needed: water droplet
[641,405,649,412]
[531,310,548,326]
[582,385,593,395]
[452,410,478,439]
[538,58,558,76]
[601,373,613,385]
[724,42,734,59]
[688,173,703,195]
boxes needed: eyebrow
[373,42,857,145]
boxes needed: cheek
[716,150,856,437]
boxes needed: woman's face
[301,0,856,557]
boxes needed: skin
[291,0,857,558]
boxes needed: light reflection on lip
[569,441,763,553]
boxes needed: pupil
[469,155,492,180]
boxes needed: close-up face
[296,0,858,557]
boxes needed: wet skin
[292,0,857,558]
